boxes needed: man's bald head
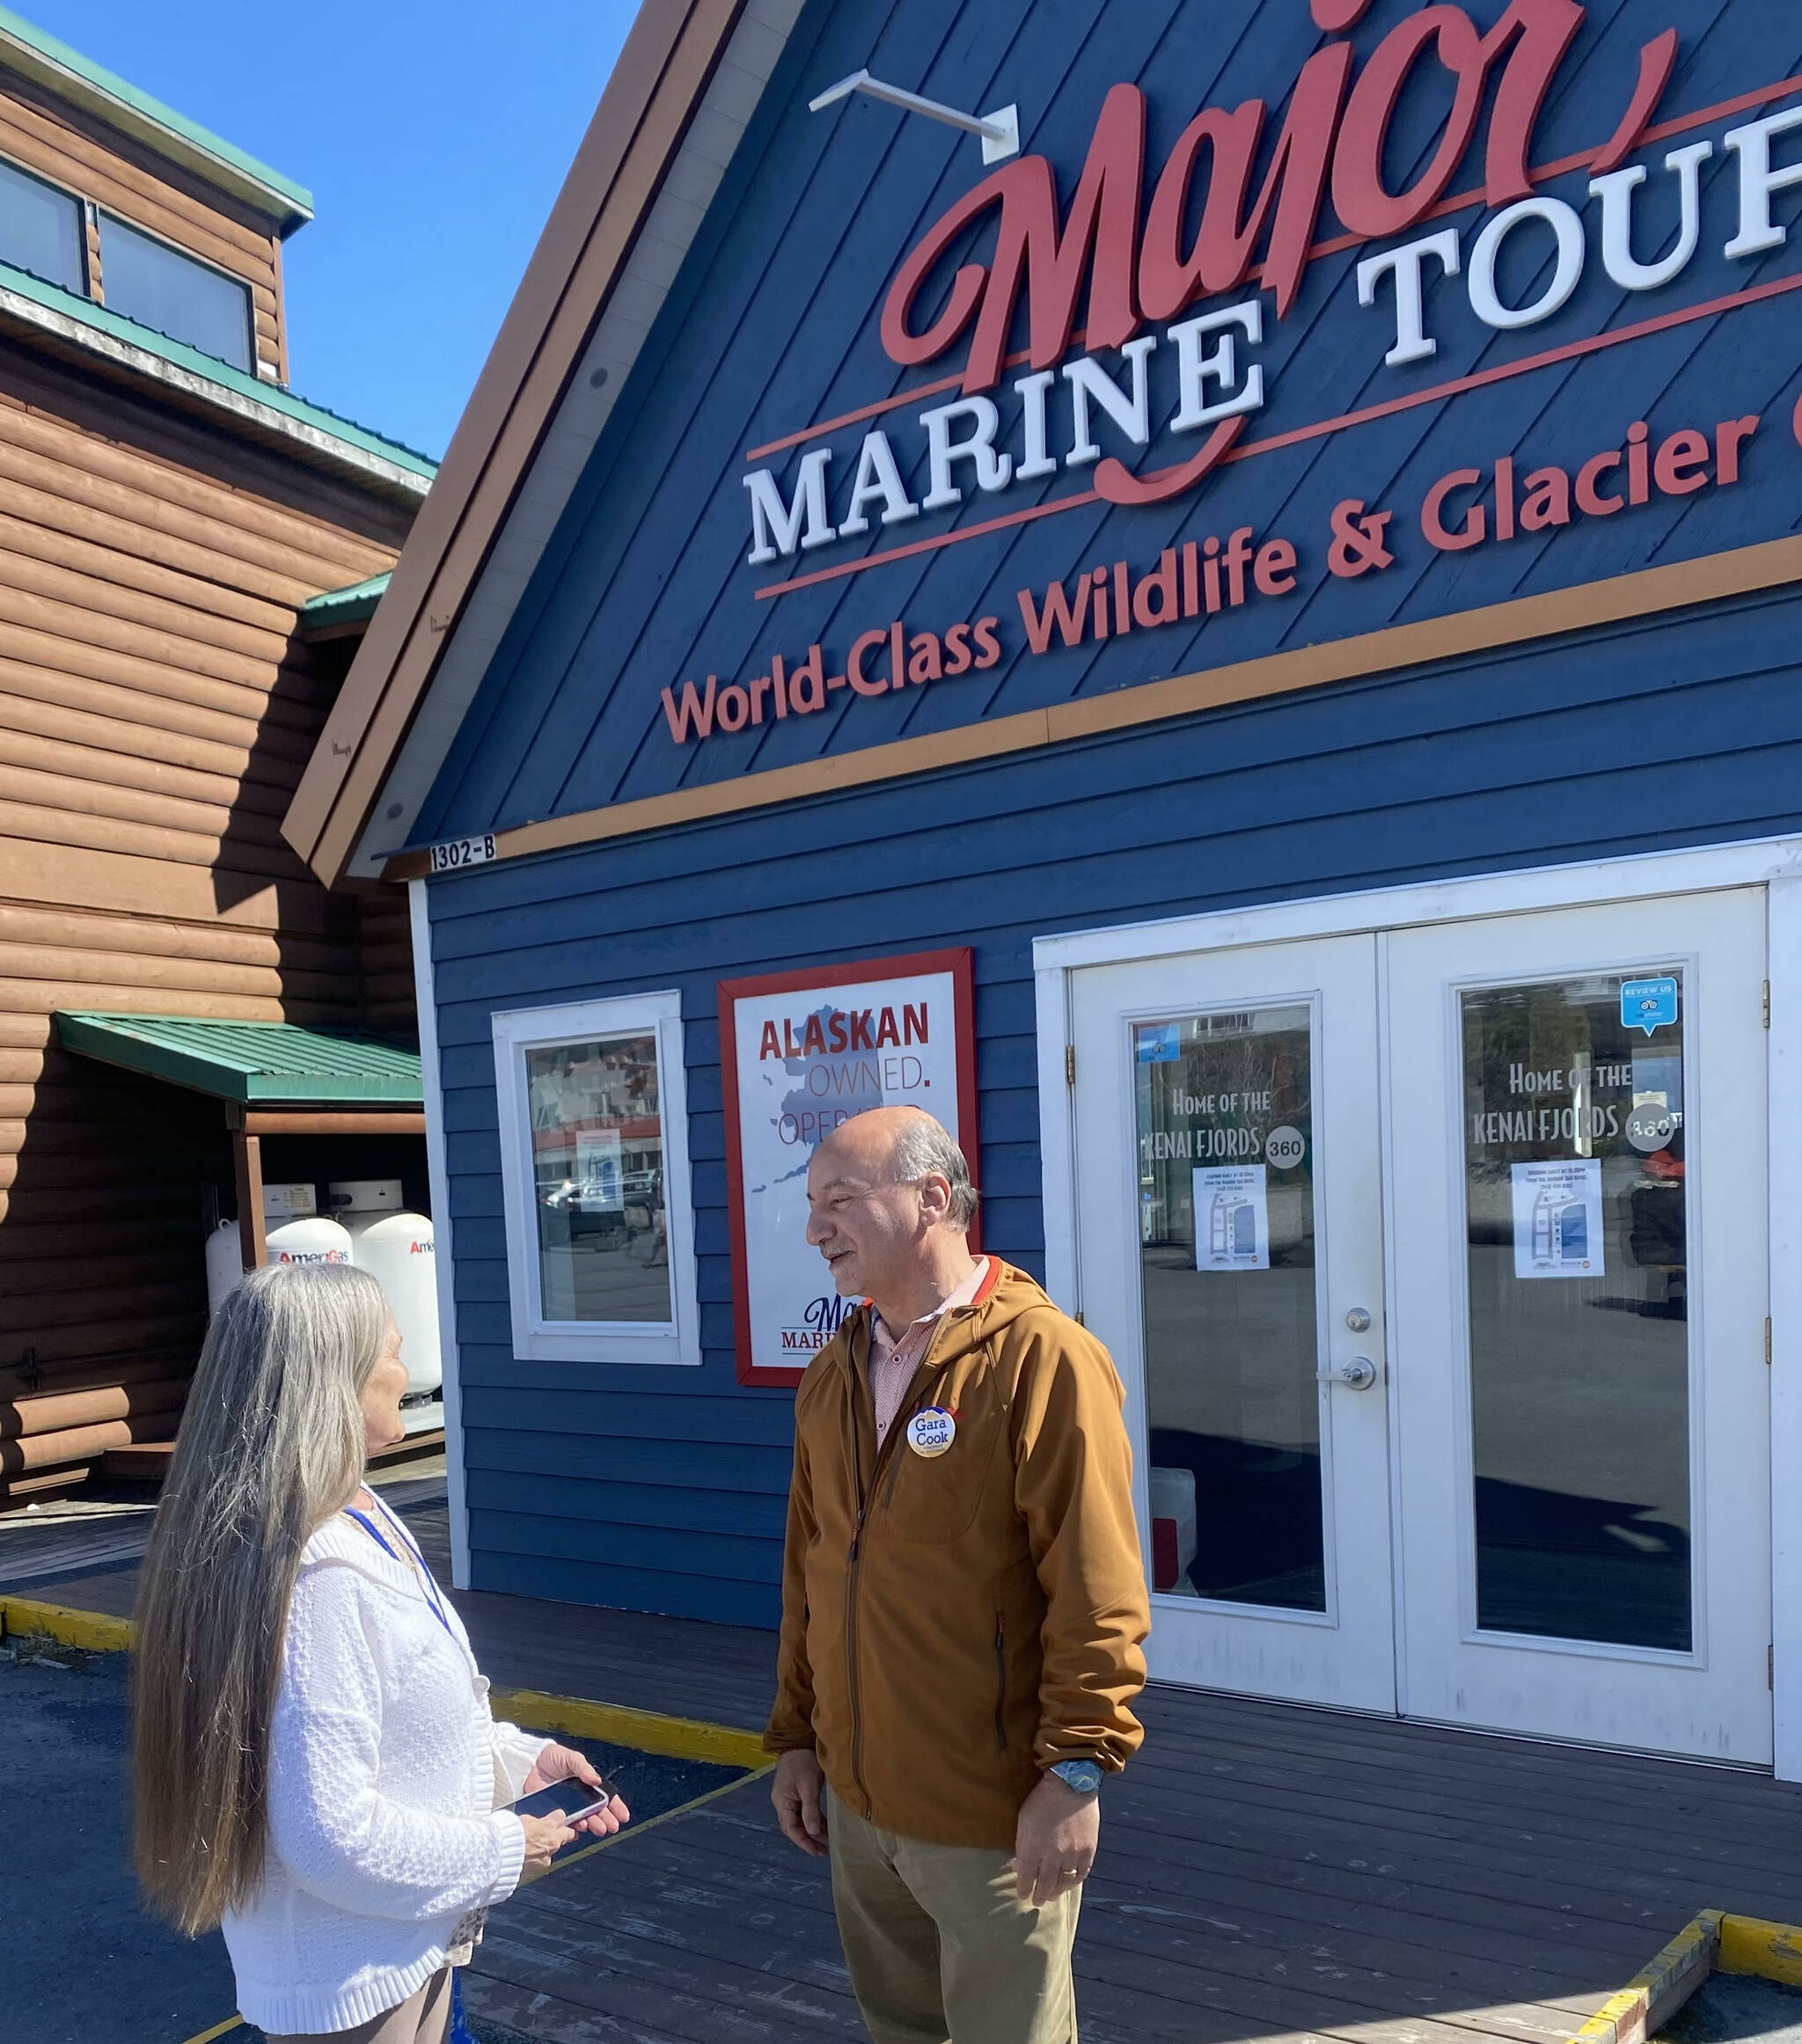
[813,1108,979,1227]
[806,1108,980,1312]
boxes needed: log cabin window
[97,211,253,371]
[491,992,701,1366]
[0,155,84,294]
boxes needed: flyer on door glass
[719,950,978,1386]
[1510,1158,1605,1278]
[1194,1163,1271,1271]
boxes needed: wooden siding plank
[0,579,302,692]
[0,974,310,1023]
[0,462,325,610]
[0,728,289,812]
[0,755,299,842]
[0,414,391,587]
[0,936,355,1002]
[0,834,340,934]
[0,348,414,546]
[0,510,297,633]
[0,901,357,974]
[0,542,295,663]
[0,663,313,760]
[0,795,311,874]
[0,619,323,730]
[0,688,286,782]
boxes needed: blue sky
[23,0,641,458]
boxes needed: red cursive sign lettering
[881,0,1673,397]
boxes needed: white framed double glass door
[1386,890,1771,1763]
[1067,888,1771,1762]
[1071,935,1397,1712]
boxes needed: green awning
[301,572,392,635]
[55,1013,422,1104]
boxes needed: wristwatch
[1049,1757,1104,1795]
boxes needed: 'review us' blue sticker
[1136,1022,1182,1064]
[1620,977,1679,1037]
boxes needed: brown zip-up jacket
[765,1260,1150,1851]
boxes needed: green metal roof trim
[0,7,312,230]
[56,1013,424,1104]
[0,257,437,480]
[303,572,393,630]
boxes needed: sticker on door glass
[1264,1125,1306,1170]
[1510,1159,1604,1278]
[1620,977,1678,1037]
[1136,1021,1182,1063]
[1194,1164,1270,1271]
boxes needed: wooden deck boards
[461,1687,1802,2044]
[12,1488,1802,2044]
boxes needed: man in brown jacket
[766,1105,1149,2044]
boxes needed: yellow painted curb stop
[487,1683,768,1770]
[0,1596,770,1769]
[0,1593,134,1653]
[1578,1909,1802,2044]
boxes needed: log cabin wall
[0,62,288,382]
[0,336,421,1495]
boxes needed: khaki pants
[265,1967,452,2044]
[826,1788,1081,2044]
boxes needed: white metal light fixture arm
[808,70,1021,163]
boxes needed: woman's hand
[521,1740,632,1838]
[516,1813,575,1877]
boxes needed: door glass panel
[1133,1006,1323,1610]
[1460,971,1690,1651]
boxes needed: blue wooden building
[288,0,1802,1780]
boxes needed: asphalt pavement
[2,1639,744,2044]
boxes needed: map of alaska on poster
[722,955,974,1382]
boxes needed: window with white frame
[492,992,700,1365]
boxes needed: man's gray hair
[889,1113,981,1229]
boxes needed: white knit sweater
[222,1500,545,2036]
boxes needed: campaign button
[906,1407,956,1458]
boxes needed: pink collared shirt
[868,1258,992,1450]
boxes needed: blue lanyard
[345,1498,455,1640]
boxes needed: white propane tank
[205,1216,243,1317]
[265,1182,353,1272]
[326,1179,441,1401]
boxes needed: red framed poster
[718,948,979,1388]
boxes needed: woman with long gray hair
[133,1262,628,2042]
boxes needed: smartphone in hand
[513,1775,614,1828]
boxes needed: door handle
[1318,1357,1379,1389]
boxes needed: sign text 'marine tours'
[658,0,1802,743]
